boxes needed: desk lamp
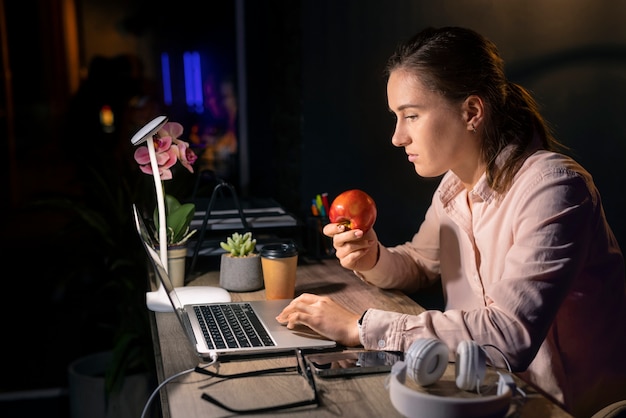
[131,116,230,312]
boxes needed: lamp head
[130,115,168,145]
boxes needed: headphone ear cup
[455,340,486,391]
[390,339,513,418]
[405,338,449,386]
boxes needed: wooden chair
[591,400,626,418]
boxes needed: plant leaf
[168,203,195,243]
[153,195,196,244]
[219,231,257,257]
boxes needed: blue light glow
[160,53,172,106]
[183,51,203,112]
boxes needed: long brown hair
[385,26,565,194]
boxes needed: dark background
[1,0,625,414]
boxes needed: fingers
[323,222,346,237]
[332,230,367,248]
[275,293,317,325]
[323,222,370,239]
[333,234,376,265]
[276,293,334,332]
[275,294,362,346]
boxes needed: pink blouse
[357,150,626,417]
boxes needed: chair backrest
[591,400,626,418]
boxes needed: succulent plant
[220,231,257,257]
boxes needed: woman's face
[387,69,478,180]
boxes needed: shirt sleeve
[355,197,443,293]
[360,163,602,371]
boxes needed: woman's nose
[391,126,409,148]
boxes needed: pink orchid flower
[172,139,197,172]
[134,144,177,179]
[133,121,196,180]
[159,121,184,140]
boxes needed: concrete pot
[219,253,263,291]
[67,351,152,418]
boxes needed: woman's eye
[404,115,418,120]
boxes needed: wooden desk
[150,259,572,417]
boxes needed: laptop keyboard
[194,303,276,350]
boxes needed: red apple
[328,189,377,232]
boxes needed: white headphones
[388,338,515,418]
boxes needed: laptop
[132,205,336,360]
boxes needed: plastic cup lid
[260,242,298,258]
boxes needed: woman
[276,27,626,417]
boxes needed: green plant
[153,194,196,245]
[133,120,197,246]
[220,232,257,257]
[34,164,154,398]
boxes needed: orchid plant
[133,121,198,246]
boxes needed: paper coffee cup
[260,242,298,300]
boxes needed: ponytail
[485,81,565,194]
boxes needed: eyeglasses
[196,349,320,414]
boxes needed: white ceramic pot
[167,245,188,287]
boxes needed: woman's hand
[275,293,361,347]
[323,223,379,271]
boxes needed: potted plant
[69,117,199,414]
[34,117,198,416]
[219,231,263,291]
[132,119,198,287]
[35,164,156,417]
[151,194,196,287]
[154,194,196,247]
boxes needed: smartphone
[306,350,403,377]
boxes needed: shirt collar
[437,139,543,208]
[438,171,494,207]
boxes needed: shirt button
[377,339,386,348]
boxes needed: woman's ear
[463,95,484,132]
